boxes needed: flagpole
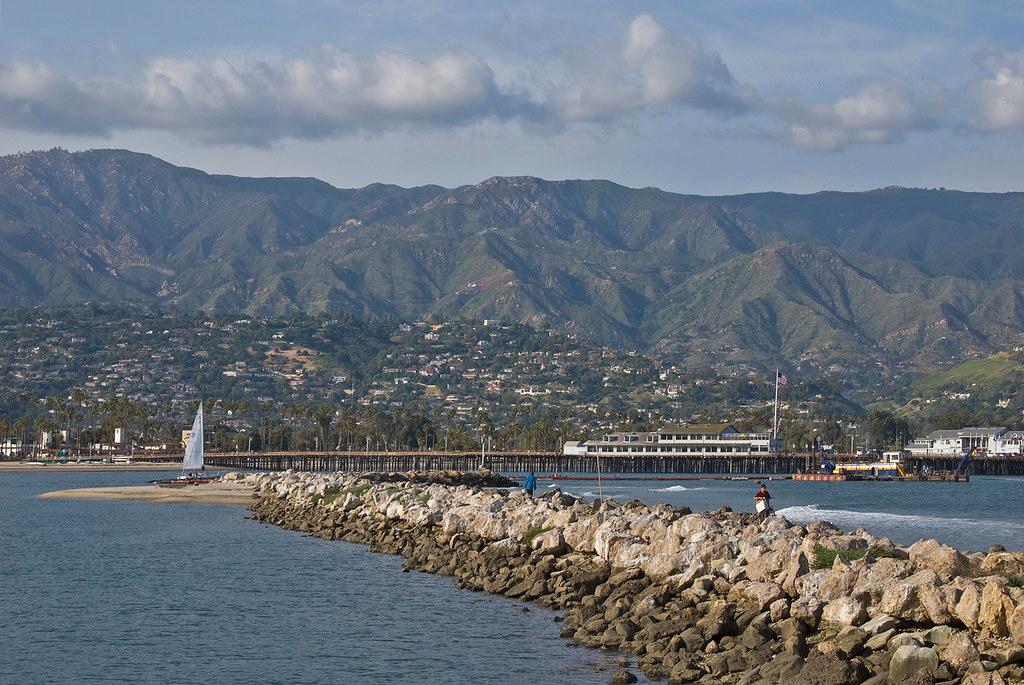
[772,369,779,454]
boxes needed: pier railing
[203,450,1024,476]
[205,450,810,474]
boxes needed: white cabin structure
[563,423,779,457]
[907,426,1023,457]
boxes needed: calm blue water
[547,474,1024,552]
[0,472,642,685]
[5,472,1021,684]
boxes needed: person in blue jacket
[523,471,537,496]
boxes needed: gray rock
[924,625,954,647]
[861,614,899,636]
[940,631,980,675]
[864,628,896,651]
[888,645,939,684]
[835,627,869,657]
[983,645,1024,666]
[821,596,868,626]
[792,651,869,685]
[610,669,638,684]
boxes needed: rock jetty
[233,469,1024,684]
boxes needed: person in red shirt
[754,483,772,519]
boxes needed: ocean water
[551,474,1024,552]
[5,472,1021,684]
[0,472,643,685]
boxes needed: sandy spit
[37,481,255,505]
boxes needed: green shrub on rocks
[810,543,902,569]
[1003,572,1024,588]
[523,525,553,546]
[309,485,344,506]
[343,483,372,498]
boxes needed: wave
[776,504,1024,534]
[655,485,707,492]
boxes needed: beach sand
[37,481,255,505]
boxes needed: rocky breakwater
[236,469,1024,685]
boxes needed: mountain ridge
[2,147,1024,386]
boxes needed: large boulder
[731,580,786,612]
[530,528,567,555]
[821,596,868,626]
[1011,602,1024,644]
[888,645,939,683]
[820,534,869,551]
[940,631,981,675]
[877,569,953,625]
[978,580,1015,637]
[817,559,858,601]
[956,580,984,629]
[980,551,1024,578]
[779,551,811,594]
[909,539,970,580]
[562,514,601,553]
[792,650,869,685]
[791,597,825,628]
[740,529,802,582]
[850,557,913,605]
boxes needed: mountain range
[2,148,1024,383]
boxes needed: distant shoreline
[0,461,183,473]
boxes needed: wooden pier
[202,450,1024,476]
[905,455,1024,476]
[205,451,809,474]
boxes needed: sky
[0,0,1023,194]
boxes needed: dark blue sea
[3,472,1021,684]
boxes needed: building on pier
[907,426,1024,457]
[563,423,779,457]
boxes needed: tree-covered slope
[2,148,1024,380]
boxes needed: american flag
[778,373,788,386]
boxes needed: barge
[793,450,970,482]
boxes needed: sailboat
[156,402,217,487]
[181,401,204,475]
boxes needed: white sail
[182,402,204,471]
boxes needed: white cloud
[0,48,531,145]
[0,14,998,154]
[553,13,755,121]
[970,49,1024,130]
[777,81,945,151]
[0,14,759,145]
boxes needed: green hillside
[2,148,1024,390]
[914,352,1024,394]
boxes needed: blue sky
[0,1,1022,193]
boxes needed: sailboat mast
[772,369,779,453]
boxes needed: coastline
[37,481,254,505]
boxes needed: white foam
[655,485,707,492]
[777,504,1024,535]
